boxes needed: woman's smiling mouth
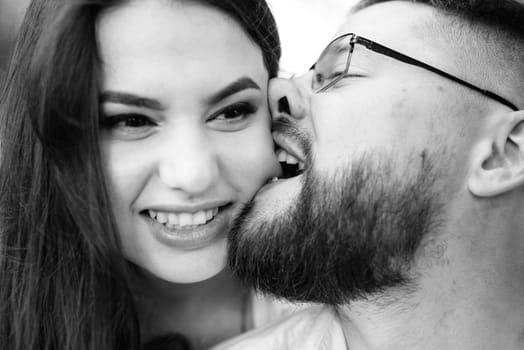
[140,204,233,250]
[148,208,219,229]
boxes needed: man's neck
[335,273,524,350]
[332,201,524,350]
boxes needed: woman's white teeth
[167,213,178,226]
[156,212,168,224]
[148,209,218,228]
[178,213,193,226]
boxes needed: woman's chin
[133,250,228,285]
[161,265,227,284]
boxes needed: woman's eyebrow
[99,91,165,111]
[99,77,260,110]
[207,77,261,104]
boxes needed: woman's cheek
[217,126,280,197]
[244,120,280,180]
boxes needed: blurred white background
[267,0,356,74]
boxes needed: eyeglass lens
[312,34,354,92]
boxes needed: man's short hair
[354,0,524,109]
[355,0,524,39]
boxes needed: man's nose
[268,73,312,122]
[157,127,219,196]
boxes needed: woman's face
[97,0,280,283]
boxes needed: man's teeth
[277,149,305,171]
[148,208,219,228]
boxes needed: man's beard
[228,149,443,305]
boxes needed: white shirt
[212,305,348,350]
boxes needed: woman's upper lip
[145,201,231,213]
[272,131,306,162]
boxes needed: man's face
[228,2,481,303]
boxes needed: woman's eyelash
[212,102,258,121]
[99,102,258,132]
[100,113,156,128]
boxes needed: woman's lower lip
[145,207,231,250]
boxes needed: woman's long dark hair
[0,1,280,350]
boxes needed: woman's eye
[208,102,258,131]
[215,103,257,121]
[100,113,157,139]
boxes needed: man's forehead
[334,1,441,59]
[331,1,522,113]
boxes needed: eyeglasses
[311,33,518,111]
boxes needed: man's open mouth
[272,131,307,180]
[277,147,305,179]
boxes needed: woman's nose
[157,127,219,196]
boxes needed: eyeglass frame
[310,33,518,111]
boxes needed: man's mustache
[271,117,313,161]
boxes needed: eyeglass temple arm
[355,36,519,111]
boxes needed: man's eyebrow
[311,41,351,70]
[99,91,165,111]
[334,44,351,55]
[207,77,261,105]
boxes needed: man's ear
[469,110,524,197]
